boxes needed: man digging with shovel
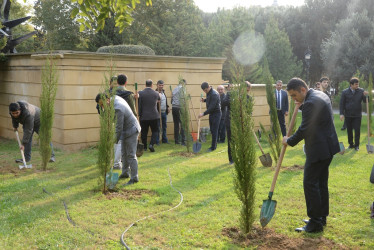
[282,78,340,233]
[9,101,55,166]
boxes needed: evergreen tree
[97,63,116,193]
[264,16,302,83]
[178,77,192,152]
[39,54,58,171]
[230,60,257,233]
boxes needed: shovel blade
[366,144,374,154]
[106,171,119,190]
[259,153,272,167]
[193,142,202,153]
[19,164,32,169]
[260,198,277,228]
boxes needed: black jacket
[138,88,160,121]
[287,89,340,163]
[219,93,227,120]
[10,101,40,145]
[203,88,221,116]
[339,87,366,117]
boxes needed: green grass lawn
[1,114,373,249]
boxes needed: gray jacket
[171,85,183,108]
[114,96,141,143]
[10,101,40,144]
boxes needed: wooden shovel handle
[269,103,300,193]
[367,96,371,145]
[253,131,265,155]
[197,94,203,140]
[15,131,27,167]
[189,97,198,131]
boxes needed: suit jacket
[339,87,366,117]
[114,96,141,142]
[287,89,340,163]
[275,89,289,114]
[138,87,160,121]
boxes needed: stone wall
[0,51,278,150]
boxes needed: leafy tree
[230,60,256,233]
[39,54,58,171]
[33,0,86,50]
[264,16,302,83]
[71,0,152,33]
[321,11,374,82]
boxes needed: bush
[96,45,155,55]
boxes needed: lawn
[0,114,373,249]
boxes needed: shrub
[96,45,155,55]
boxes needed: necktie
[277,91,281,109]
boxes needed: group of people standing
[7,74,371,231]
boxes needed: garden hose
[120,167,183,249]
[42,188,94,235]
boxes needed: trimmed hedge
[97,45,155,55]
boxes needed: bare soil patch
[103,189,157,200]
[0,164,23,176]
[281,164,304,171]
[169,152,196,157]
[222,226,348,249]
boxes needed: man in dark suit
[275,80,289,136]
[138,79,160,152]
[339,77,368,151]
[283,78,340,233]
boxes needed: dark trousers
[156,112,168,144]
[226,123,232,162]
[140,119,158,148]
[218,119,226,143]
[209,112,222,150]
[277,110,286,136]
[303,157,332,222]
[346,116,362,147]
[24,131,55,162]
[172,107,185,144]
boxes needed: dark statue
[1,0,36,53]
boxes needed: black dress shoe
[124,178,139,186]
[341,126,346,130]
[119,173,130,179]
[296,221,323,233]
[149,144,155,152]
[207,148,215,152]
[303,218,326,226]
[355,146,359,151]
[347,145,355,149]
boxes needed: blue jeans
[24,131,55,162]
[156,112,168,144]
[209,112,222,150]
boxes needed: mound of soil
[282,164,304,171]
[0,165,22,176]
[222,226,347,249]
[103,189,157,200]
[169,152,196,157]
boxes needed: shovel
[135,82,144,157]
[193,94,203,153]
[366,96,374,154]
[253,131,272,167]
[106,167,119,190]
[260,102,300,227]
[15,131,32,169]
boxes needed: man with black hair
[95,93,140,185]
[198,82,222,152]
[283,78,340,233]
[9,101,55,163]
[171,79,186,145]
[339,77,368,151]
[138,79,160,152]
[155,80,170,144]
[115,74,137,116]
